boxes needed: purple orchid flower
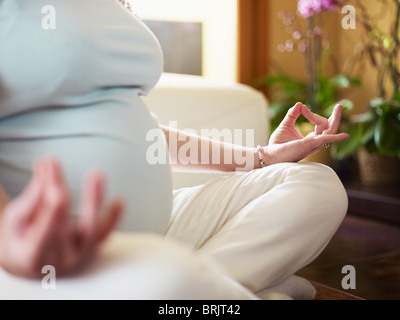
[297,0,343,18]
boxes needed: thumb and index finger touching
[281,102,304,127]
[282,102,330,129]
[284,102,348,136]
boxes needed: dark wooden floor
[296,214,400,300]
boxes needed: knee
[302,163,348,224]
[258,162,348,224]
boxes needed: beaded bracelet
[256,145,266,168]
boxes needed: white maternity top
[0,0,172,232]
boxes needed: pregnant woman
[0,0,349,300]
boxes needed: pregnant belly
[0,95,173,233]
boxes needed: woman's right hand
[0,156,124,279]
[265,103,349,164]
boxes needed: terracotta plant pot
[357,148,400,186]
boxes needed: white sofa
[142,72,270,189]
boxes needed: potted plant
[332,0,400,186]
[254,0,359,165]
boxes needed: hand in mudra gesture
[264,102,349,165]
[0,157,124,279]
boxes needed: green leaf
[375,112,400,155]
[269,102,288,119]
[256,74,306,90]
[349,77,363,87]
[341,100,354,111]
[331,123,364,159]
[361,123,376,145]
[330,75,351,88]
[387,100,400,109]
[394,88,400,102]
[358,110,377,123]
[321,100,353,118]
[370,97,386,109]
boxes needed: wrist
[255,145,266,169]
[254,145,276,169]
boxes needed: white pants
[167,162,348,292]
[0,163,347,300]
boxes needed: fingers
[5,161,44,226]
[96,198,124,243]
[301,105,329,135]
[45,156,67,187]
[77,169,124,242]
[293,132,349,163]
[30,157,71,267]
[282,102,303,127]
[325,104,344,135]
[40,157,70,229]
[75,170,124,261]
[77,170,105,245]
[316,133,350,145]
[302,103,345,136]
[5,157,67,228]
[259,102,348,164]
